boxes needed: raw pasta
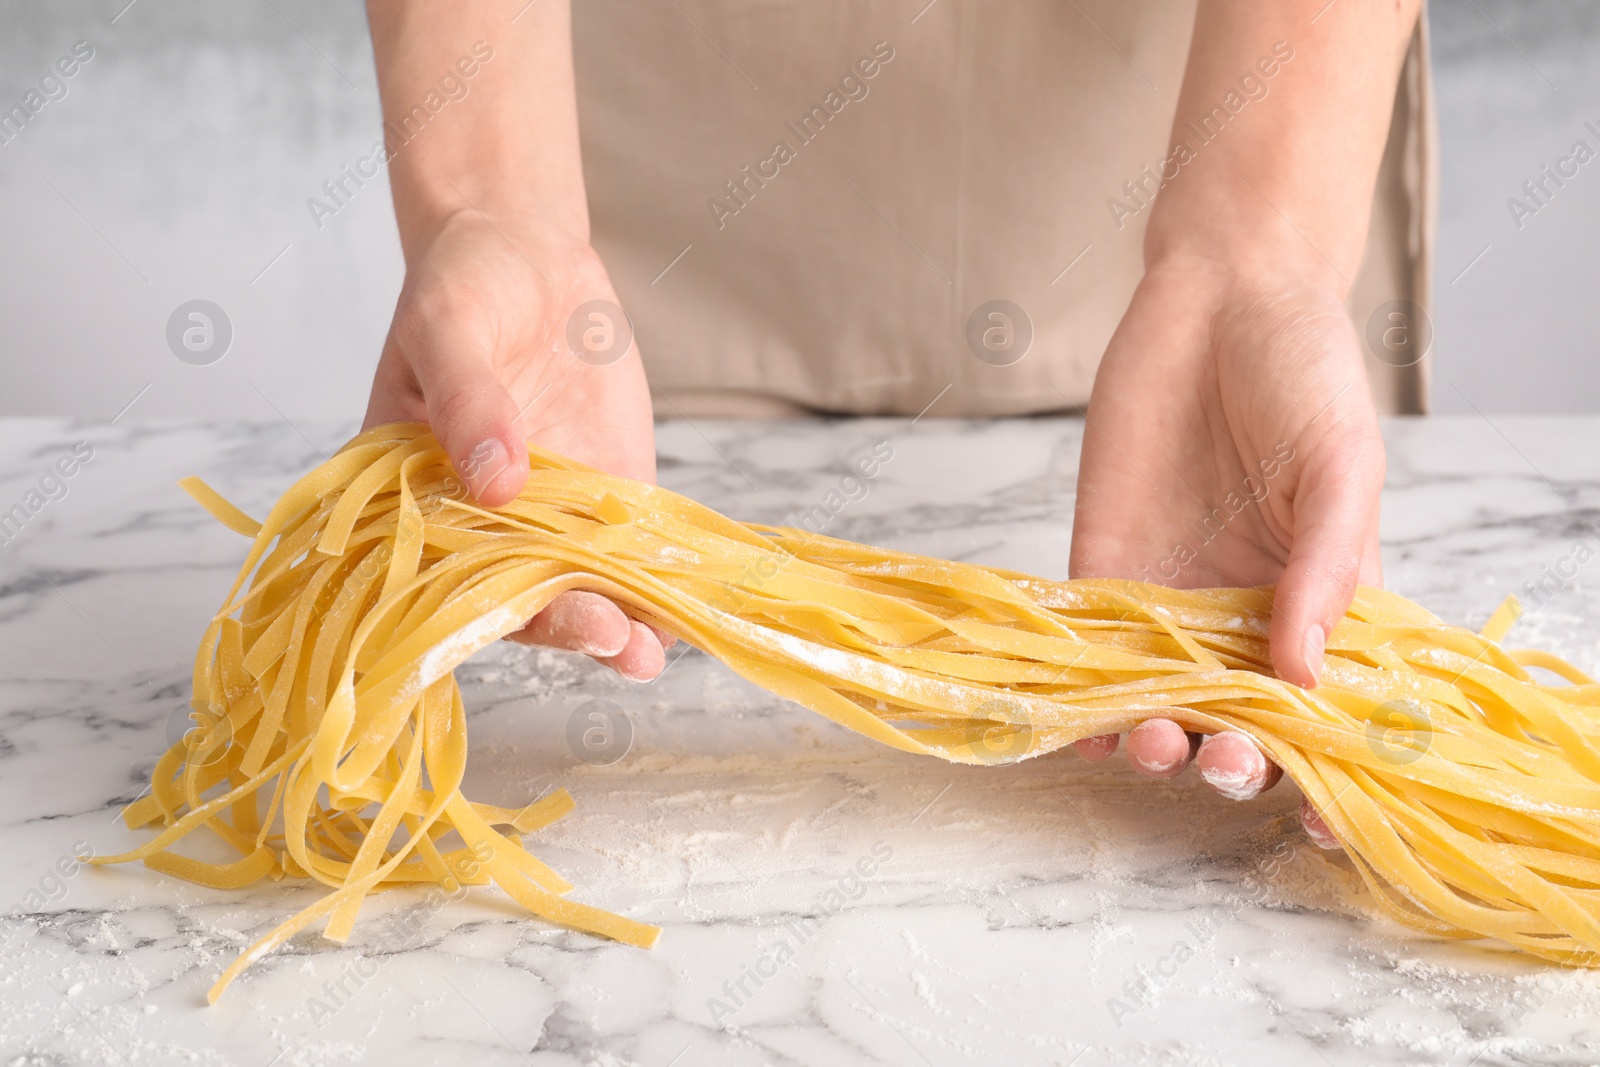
[95,424,1600,1002]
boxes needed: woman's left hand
[1069,254,1383,845]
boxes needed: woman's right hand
[362,210,671,681]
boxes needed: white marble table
[6,415,1600,1066]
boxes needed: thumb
[401,331,530,508]
[1270,442,1384,689]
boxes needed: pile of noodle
[94,425,1600,1000]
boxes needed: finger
[598,620,668,682]
[1269,443,1384,689]
[642,621,678,651]
[508,590,631,658]
[1073,733,1120,761]
[391,302,530,507]
[1195,730,1283,801]
[1360,507,1384,586]
[1300,795,1341,850]
[362,345,427,430]
[1124,719,1197,779]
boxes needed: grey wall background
[1431,2,1600,414]
[0,0,1594,422]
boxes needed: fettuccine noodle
[95,424,1600,1001]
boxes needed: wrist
[393,189,589,266]
[1125,253,1357,373]
[389,169,589,264]
[1143,187,1363,301]
[1141,238,1349,308]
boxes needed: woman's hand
[1064,0,1418,845]
[363,211,671,681]
[1070,257,1382,847]
[362,1,669,680]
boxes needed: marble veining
[5,415,1600,1066]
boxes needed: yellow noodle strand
[93,424,1600,1002]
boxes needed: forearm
[365,0,588,260]
[1145,0,1423,296]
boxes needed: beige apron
[573,0,1435,417]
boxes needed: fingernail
[1301,796,1340,850]
[618,658,663,683]
[577,635,628,658]
[1301,624,1325,689]
[463,438,508,500]
[643,623,678,651]
[1126,720,1189,776]
[1197,732,1267,801]
[1073,734,1120,761]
